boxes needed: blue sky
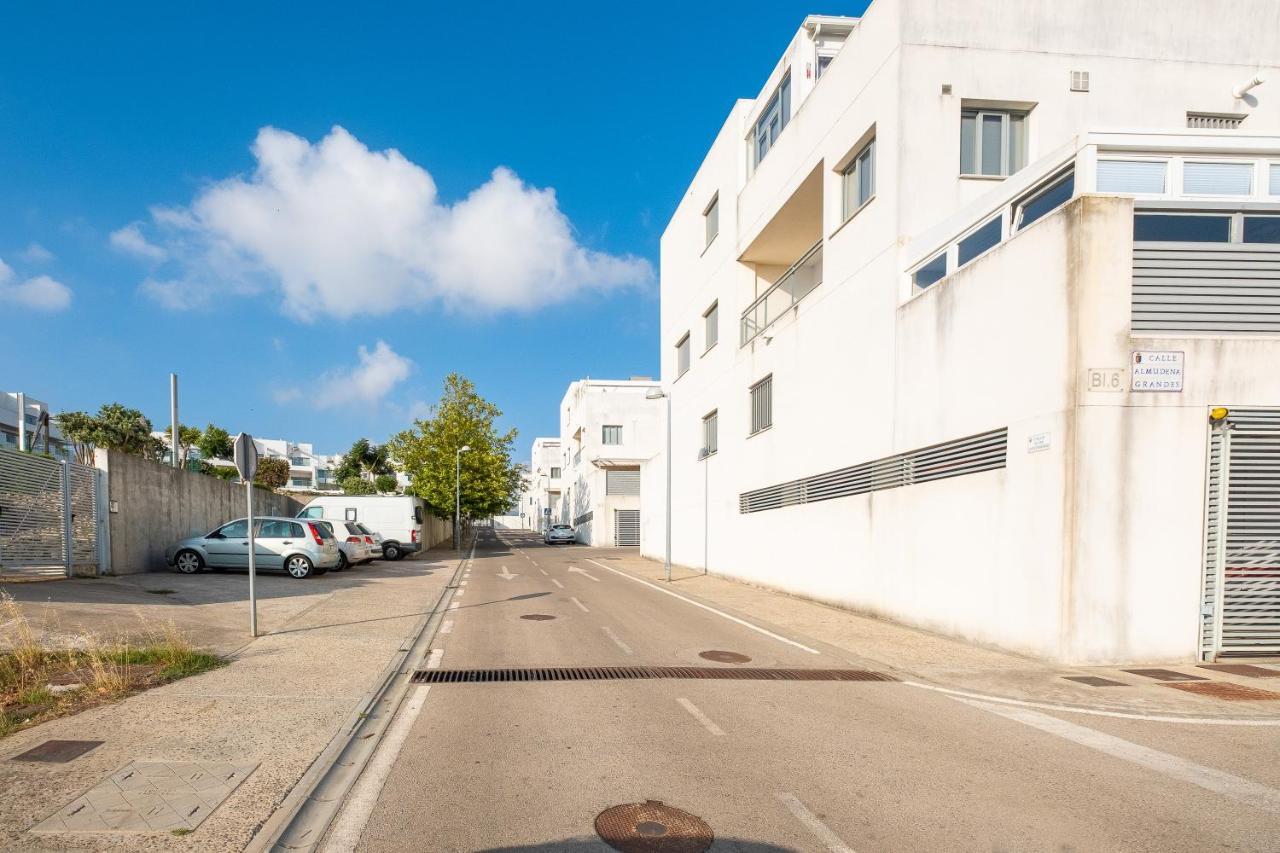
[0,2,865,458]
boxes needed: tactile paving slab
[31,760,257,834]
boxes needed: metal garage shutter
[614,510,640,546]
[606,469,641,496]
[1202,408,1280,659]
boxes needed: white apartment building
[525,437,563,532]
[653,0,1280,664]
[559,379,662,546]
[1,392,66,456]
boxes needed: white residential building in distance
[559,379,661,546]
[653,0,1280,664]
[526,437,563,532]
[1,392,66,456]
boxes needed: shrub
[341,476,376,495]
[374,474,398,493]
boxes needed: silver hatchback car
[165,516,340,579]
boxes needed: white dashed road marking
[439,620,454,635]
[677,698,725,736]
[602,626,633,655]
[776,792,855,853]
[551,578,565,589]
[570,597,589,613]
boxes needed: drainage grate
[596,801,712,853]
[1123,668,1207,682]
[411,666,896,684]
[1198,664,1280,679]
[1063,676,1129,687]
[1165,681,1280,701]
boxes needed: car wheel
[383,543,402,561]
[175,550,204,574]
[285,555,314,579]
[335,551,348,571]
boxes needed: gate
[1201,408,1280,659]
[0,452,102,577]
[614,509,640,547]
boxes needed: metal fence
[0,450,103,577]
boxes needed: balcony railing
[740,240,823,346]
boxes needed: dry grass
[0,592,224,738]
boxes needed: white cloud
[20,243,54,263]
[0,259,72,311]
[273,387,303,404]
[110,223,167,261]
[138,278,206,311]
[123,126,652,317]
[317,341,413,406]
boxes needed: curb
[245,538,475,853]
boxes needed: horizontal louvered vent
[739,428,1007,514]
[1187,112,1245,130]
[1133,243,1280,334]
[573,510,594,527]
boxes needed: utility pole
[170,373,180,468]
[455,445,471,549]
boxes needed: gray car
[544,524,576,545]
[165,516,340,579]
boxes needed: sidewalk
[0,548,459,850]
[599,552,1280,721]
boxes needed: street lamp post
[645,387,672,582]
[455,445,471,550]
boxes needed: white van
[297,495,426,560]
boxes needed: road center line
[439,620,454,635]
[539,568,549,576]
[955,697,1280,815]
[584,558,820,655]
[570,597,589,613]
[602,626,633,655]
[550,578,565,589]
[677,698,725,736]
[776,792,854,853]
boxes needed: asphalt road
[335,529,1280,852]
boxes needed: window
[702,410,718,456]
[605,469,640,495]
[957,217,1003,265]
[1014,170,1074,231]
[841,139,875,220]
[1133,214,1231,243]
[704,194,719,248]
[1244,216,1280,244]
[753,73,791,166]
[214,520,248,539]
[290,477,309,487]
[290,455,306,466]
[676,334,691,377]
[316,469,329,481]
[749,376,773,436]
[914,252,948,290]
[550,467,562,479]
[602,425,622,445]
[703,302,719,351]
[1271,164,1280,196]
[1097,159,1166,194]
[817,54,834,78]
[960,108,1026,177]
[1183,162,1252,196]
[345,508,358,521]
[299,507,324,519]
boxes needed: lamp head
[459,445,471,453]
[645,388,666,400]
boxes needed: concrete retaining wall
[98,450,303,574]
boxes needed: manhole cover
[11,740,103,763]
[699,650,751,664]
[595,801,712,852]
[520,614,556,621]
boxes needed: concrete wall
[99,450,303,574]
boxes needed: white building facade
[525,437,563,532]
[653,0,1280,664]
[1,392,66,457]
[559,379,662,546]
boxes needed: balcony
[740,240,823,345]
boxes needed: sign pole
[233,433,260,638]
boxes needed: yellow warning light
[1210,407,1230,423]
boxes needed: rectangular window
[753,73,791,167]
[550,467,562,479]
[602,425,622,445]
[676,334,691,377]
[913,251,948,290]
[290,455,306,466]
[1243,216,1280,244]
[704,194,719,248]
[1097,159,1167,194]
[605,469,641,496]
[1014,170,1074,231]
[817,54,834,78]
[749,376,773,436]
[841,139,876,220]
[290,478,309,487]
[703,302,718,351]
[1133,214,1232,243]
[1183,162,1253,196]
[957,217,1003,266]
[960,109,1026,177]
[702,410,718,456]
[1271,164,1280,196]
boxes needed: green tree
[208,464,240,481]
[57,404,166,463]
[162,424,202,466]
[341,475,377,495]
[335,438,394,483]
[196,424,234,461]
[388,373,522,523]
[253,457,289,490]
[374,473,398,494]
